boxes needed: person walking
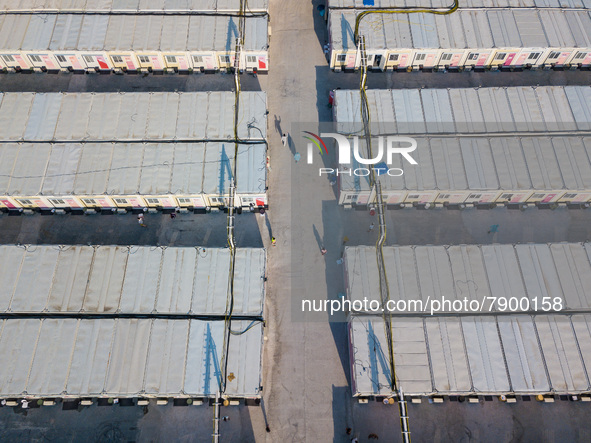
[488,224,499,234]
[321,247,327,255]
[271,237,276,246]
[367,222,375,232]
[281,133,288,147]
[137,213,146,227]
[294,152,301,163]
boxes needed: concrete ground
[1,1,591,442]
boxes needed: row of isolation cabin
[344,244,591,397]
[0,142,267,212]
[0,245,265,400]
[0,91,268,212]
[0,13,269,72]
[0,0,269,13]
[328,9,591,71]
[332,86,591,207]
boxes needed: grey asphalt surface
[1,2,591,443]
[0,212,263,248]
[1,66,590,93]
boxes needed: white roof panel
[24,93,61,140]
[21,13,56,50]
[0,93,34,140]
[41,143,83,195]
[536,316,589,391]
[49,14,83,50]
[77,15,109,50]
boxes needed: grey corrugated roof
[339,135,591,195]
[0,318,263,397]
[347,244,591,395]
[0,13,267,51]
[0,91,267,141]
[334,86,591,134]
[0,142,266,197]
[0,0,268,12]
[0,245,265,316]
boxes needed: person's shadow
[265,212,273,240]
[287,134,296,156]
[274,115,282,134]
[312,224,324,251]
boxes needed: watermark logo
[303,132,418,177]
[302,131,328,156]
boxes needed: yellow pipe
[354,0,459,43]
